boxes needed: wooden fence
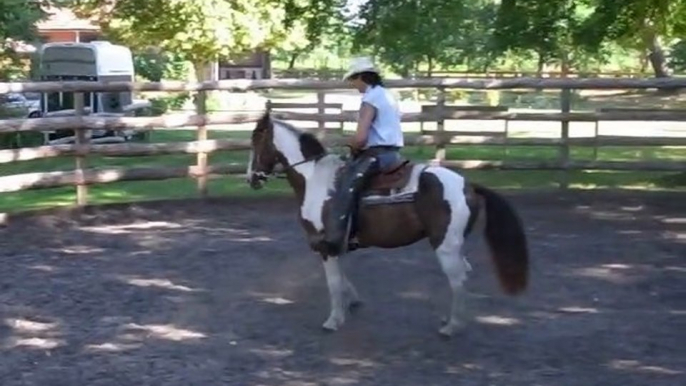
[273,69,659,80]
[1,77,685,207]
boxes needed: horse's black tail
[473,184,529,295]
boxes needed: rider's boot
[322,156,376,256]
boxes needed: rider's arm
[349,102,375,149]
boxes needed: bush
[149,92,191,115]
[134,50,190,82]
[668,40,686,72]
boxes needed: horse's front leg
[322,256,346,331]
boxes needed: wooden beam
[440,159,686,171]
[5,110,686,133]
[0,163,248,193]
[2,158,683,194]
[0,112,265,133]
[3,76,686,94]
[0,139,252,164]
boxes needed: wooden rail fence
[0,77,685,207]
[273,69,660,80]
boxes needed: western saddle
[363,159,415,195]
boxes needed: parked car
[0,93,41,118]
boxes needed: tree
[68,0,299,82]
[575,0,686,77]
[493,0,587,74]
[352,0,469,77]
[273,0,347,69]
[438,0,499,72]
[0,0,47,81]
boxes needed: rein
[283,154,325,171]
[272,153,326,178]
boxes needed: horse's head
[247,110,329,189]
[247,112,279,189]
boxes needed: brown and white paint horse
[247,112,529,337]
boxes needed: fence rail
[1,77,684,207]
[7,110,686,134]
[2,77,686,94]
[272,69,656,79]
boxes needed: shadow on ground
[0,192,684,385]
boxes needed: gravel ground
[0,191,684,386]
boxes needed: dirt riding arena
[0,191,684,385]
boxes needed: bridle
[251,141,351,182]
[252,153,326,182]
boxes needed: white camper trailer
[37,41,148,143]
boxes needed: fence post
[196,90,209,197]
[593,116,599,160]
[434,86,446,163]
[316,91,326,140]
[74,92,87,206]
[559,87,571,189]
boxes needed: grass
[1,129,684,214]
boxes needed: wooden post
[593,118,599,160]
[196,90,209,197]
[434,86,446,163]
[338,104,344,134]
[316,91,326,140]
[559,87,571,189]
[503,118,510,159]
[74,92,87,206]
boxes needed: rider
[322,57,404,256]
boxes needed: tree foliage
[273,0,347,68]
[352,0,470,76]
[493,0,589,72]
[69,0,301,78]
[134,50,189,82]
[0,0,47,80]
[574,0,686,76]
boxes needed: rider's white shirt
[361,85,404,148]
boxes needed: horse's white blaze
[426,166,472,335]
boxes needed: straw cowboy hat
[342,56,380,80]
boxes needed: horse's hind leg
[416,170,472,337]
[435,235,470,337]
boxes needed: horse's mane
[267,111,328,160]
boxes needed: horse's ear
[256,110,271,132]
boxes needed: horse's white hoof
[322,315,345,332]
[438,321,465,338]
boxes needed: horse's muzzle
[249,172,268,190]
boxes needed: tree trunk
[643,27,670,78]
[288,53,299,69]
[427,55,434,78]
[193,61,220,109]
[639,52,649,73]
[536,51,545,77]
